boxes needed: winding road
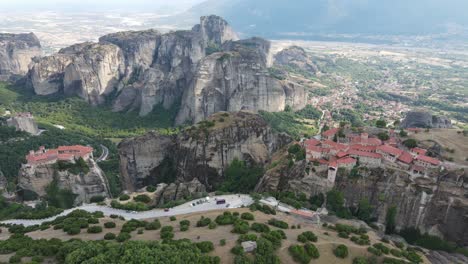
[96,144,109,162]
[0,195,254,227]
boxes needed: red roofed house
[397,151,413,170]
[322,128,339,140]
[350,133,382,146]
[26,145,93,166]
[377,145,403,163]
[348,150,382,167]
[410,147,427,157]
[337,157,357,169]
[415,155,440,169]
[322,140,348,155]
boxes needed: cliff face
[6,115,39,135]
[0,33,41,80]
[257,163,468,246]
[27,16,307,124]
[175,38,307,124]
[119,111,291,192]
[18,160,110,205]
[401,111,453,129]
[273,46,318,75]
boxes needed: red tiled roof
[336,151,349,158]
[412,165,426,172]
[322,140,348,151]
[377,145,403,156]
[411,147,427,156]
[348,150,382,159]
[329,161,337,168]
[322,128,339,137]
[57,145,93,154]
[397,151,413,164]
[304,139,320,147]
[306,145,322,152]
[350,144,377,152]
[416,155,440,166]
[337,157,356,164]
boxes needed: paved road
[96,144,109,162]
[0,195,253,227]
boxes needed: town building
[322,127,339,140]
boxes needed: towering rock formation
[273,46,318,75]
[6,112,39,135]
[401,111,453,129]
[18,159,110,205]
[0,33,41,80]
[27,16,307,124]
[118,111,291,192]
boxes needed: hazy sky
[0,0,206,12]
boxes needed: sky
[0,0,206,13]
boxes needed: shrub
[87,226,103,233]
[289,244,311,264]
[146,185,156,192]
[251,222,270,233]
[170,216,176,221]
[196,216,212,227]
[119,194,130,201]
[180,225,189,232]
[196,241,214,253]
[373,243,390,254]
[87,218,99,224]
[232,220,250,234]
[241,212,254,221]
[133,194,151,203]
[334,244,349,258]
[383,257,408,264]
[238,234,258,243]
[180,220,190,227]
[116,232,131,242]
[67,226,80,235]
[367,246,383,256]
[208,222,217,230]
[390,248,402,257]
[145,220,161,230]
[403,250,422,263]
[215,212,238,225]
[394,241,405,249]
[267,218,288,229]
[231,245,244,255]
[160,226,174,240]
[104,222,116,228]
[304,243,320,259]
[137,229,144,234]
[121,219,146,233]
[353,256,369,264]
[9,255,21,264]
[110,214,119,219]
[104,232,116,240]
[90,195,105,203]
[220,239,226,246]
[338,231,350,238]
[31,256,44,263]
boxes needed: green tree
[403,139,417,148]
[357,198,373,222]
[376,119,387,128]
[385,206,397,234]
[219,158,263,193]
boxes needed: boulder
[401,111,452,129]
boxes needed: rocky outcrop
[257,163,468,246]
[273,46,318,75]
[18,160,110,205]
[0,33,41,80]
[152,179,207,206]
[27,16,306,124]
[176,38,307,124]
[401,111,453,129]
[6,114,39,135]
[29,42,125,105]
[119,111,291,192]
[0,169,7,192]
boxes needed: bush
[116,232,131,242]
[196,241,214,253]
[353,256,369,264]
[104,233,116,240]
[208,222,217,230]
[367,246,383,256]
[304,243,320,259]
[238,234,258,243]
[145,220,161,230]
[382,257,408,264]
[180,220,190,227]
[232,220,250,234]
[87,218,99,224]
[9,255,21,264]
[90,195,105,203]
[160,226,174,240]
[137,229,144,234]
[67,226,80,235]
[390,248,402,257]
[220,239,226,246]
[110,214,119,219]
[104,222,116,228]
[338,231,350,238]
[196,216,212,227]
[251,222,270,233]
[133,194,151,203]
[180,225,189,232]
[289,244,311,264]
[215,212,238,225]
[119,194,130,201]
[241,212,254,221]
[373,243,390,254]
[334,244,349,258]
[267,218,288,229]
[231,245,244,255]
[31,256,44,263]
[297,231,318,243]
[87,226,103,234]
[170,216,176,221]
[146,185,156,192]
[394,241,405,249]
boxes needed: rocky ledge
[0,33,41,80]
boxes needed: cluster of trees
[289,243,320,264]
[218,158,264,193]
[0,198,63,220]
[259,108,318,140]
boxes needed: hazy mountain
[170,0,468,38]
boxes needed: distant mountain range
[166,0,468,39]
